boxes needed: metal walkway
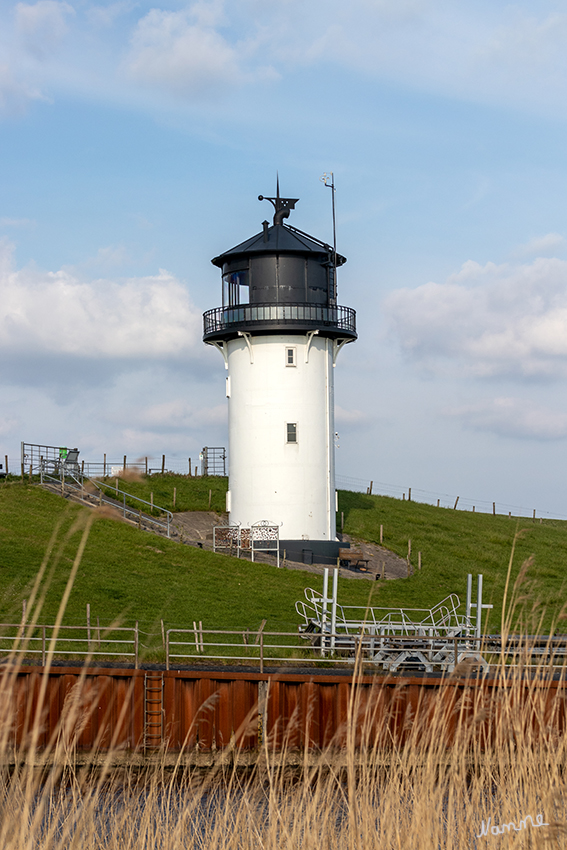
[295,572,492,673]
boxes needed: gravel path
[172,511,407,582]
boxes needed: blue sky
[3,0,567,516]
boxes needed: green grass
[94,473,228,515]
[2,480,567,652]
[339,490,567,633]
[0,483,373,653]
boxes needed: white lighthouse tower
[203,187,357,564]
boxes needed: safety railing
[0,623,140,667]
[41,470,173,537]
[203,302,357,338]
[1,621,566,673]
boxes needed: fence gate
[200,447,226,476]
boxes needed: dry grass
[0,665,566,849]
[0,521,566,848]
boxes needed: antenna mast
[320,172,337,303]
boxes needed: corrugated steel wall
[3,665,566,753]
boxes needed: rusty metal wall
[3,666,566,754]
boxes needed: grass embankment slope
[0,481,373,640]
[1,476,567,636]
[341,489,567,633]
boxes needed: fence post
[123,455,126,472]
[454,636,458,669]
[103,453,106,477]
[4,455,8,475]
[162,455,165,474]
[166,630,170,671]
[134,621,139,669]
[260,630,264,674]
[87,603,91,646]
[161,619,165,651]
[42,626,46,667]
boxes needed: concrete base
[279,539,349,566]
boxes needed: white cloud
[0,63,46,114]
[15,0,75,56]
[86,1,134,29]
[136,400,227,431]
[3,0,567,119]
[0,239,202,360]
[446,397,567,441]
[513,233,566,258]
[385,256,567,379]
[125,7,246,97]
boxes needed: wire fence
[2,452,565,520]
[335,474,567,521]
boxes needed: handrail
[89,477,173,537]
[41,470,173,538]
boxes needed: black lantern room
[203,189,357,343]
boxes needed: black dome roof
[212,223,346,268]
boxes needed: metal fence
[164,627,567,674]
[213,522,280,566]
[0,623,140,667]
[1,620,566,674]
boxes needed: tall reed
[0,514,565,848]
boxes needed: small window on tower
[286,423,297,443]
[285,347,296,367]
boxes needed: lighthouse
[203,187,357,564]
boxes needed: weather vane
[259,175,299,226]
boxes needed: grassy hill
[1,477,567,646]
[340,490,567,634]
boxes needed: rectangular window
[286,347,296,366]
[286,423,297,443]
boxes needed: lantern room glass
[222,271,249,307]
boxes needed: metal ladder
[143,671,164,751]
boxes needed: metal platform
[295,571,492,673]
